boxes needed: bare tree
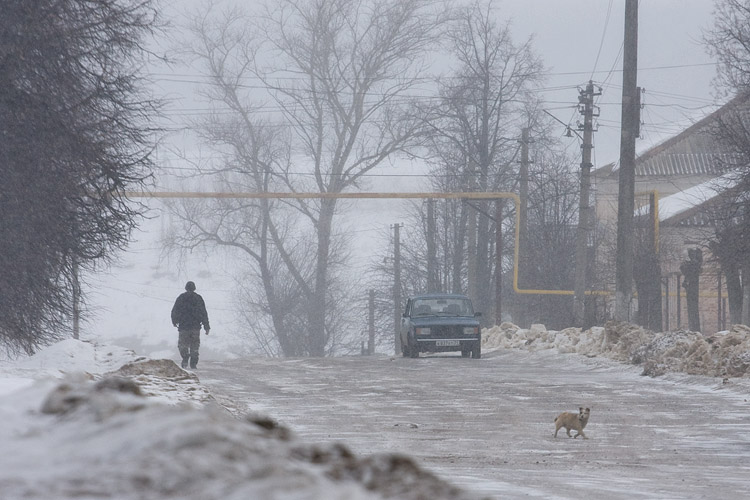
[0,0,160,355]
[633,204,663,331]
[423,0,544,322]
[704,0,750,325]
[171,0,445,356]
[708,202,749,325]
[706,0,750,93]
[516,146,581,328]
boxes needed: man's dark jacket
[171,291,210,331]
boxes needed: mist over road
[200,349,750,499]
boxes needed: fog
[83,0,723,359]
[3,3,746,499]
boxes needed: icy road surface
[199,349,750,499]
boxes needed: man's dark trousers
[178,328,201,368]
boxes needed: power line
[147,61,718,83]
[155,163,518,179]
[590,0,615,80]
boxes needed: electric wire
[590,0,615,80]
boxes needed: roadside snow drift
[482,321,750,378]
[0,340,481,500]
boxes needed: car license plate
[435,340,460,347]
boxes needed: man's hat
[185,281,196,291]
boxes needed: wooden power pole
[393,223,402,355]
[368,289,375,355]
[72,257,80,340]
[517,128,530,327]
[615,0,639,322]
[426,198,438,292]
[518,128,529,288]
[495,200,503,325]
[574,81,599,327]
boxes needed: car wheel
[471,341,481,359]
[400,335,411,357]
[408,336,419,358]
[461,348,470,358]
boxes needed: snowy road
[199,349,750,499]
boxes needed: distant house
[592,95,748,334]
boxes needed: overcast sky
[494,0,719,165]
[86,1,727,347]
[154,0,721,172]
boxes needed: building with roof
[592,95,748,334]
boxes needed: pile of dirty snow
[2,339,210,407]
[0,339,481,500]
[482,321,750,379]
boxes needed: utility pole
[495,200,503,325]
[518,128,530,287]
[517,128,530,327]
[393,223,402,355]
[368,289,375,355]
[615,0,639,322]
[72,257,80,340]
[574,81,600,327]
[677,274,682,328]
[467,199,478,303]
[426,198,438,292]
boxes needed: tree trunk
[467,206,477,302]
[722,260,743,325]
[743,260,750,327]
[309,198,336,356]
[476,207,492,325]
[644,258,662,331]
[634,250,661,331]
[452,202,468,293]
[680,248,702,332]
[426,199,438,292]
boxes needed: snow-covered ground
[3,316,750,499]
[0,339,480,500]
[198,336,750,500]
[482,321,750,379]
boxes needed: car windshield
[412,298,473,316]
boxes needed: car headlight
[416,327,430,336]
[463,327,478,335]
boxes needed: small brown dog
[554,407,590,439]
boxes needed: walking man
[171,281,210,369]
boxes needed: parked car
[400,293,482,358]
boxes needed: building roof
[649,174,738,224]
[637,152,733,177]
[595,92,750,179]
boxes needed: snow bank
[482,321,750,379]
[11,338,144,377]
[0,339,481,500]
[109,358,213,406]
